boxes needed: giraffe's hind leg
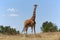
[22,25,27,32]
[22,25,28,34]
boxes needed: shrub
[41,21,58,32]
[0,25,20,35]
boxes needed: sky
[0,0,60,34]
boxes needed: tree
[0,25,4,33]
[0,25,20,35]
[58,29,60,32]
[41,21,58,32]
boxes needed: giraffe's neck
[30,5,37,21]
[33,6,37,15]
[30,15,35,21]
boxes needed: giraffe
[22,4,37,34]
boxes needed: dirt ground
[0,32,60,40]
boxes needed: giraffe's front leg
[31,27,33,33]
[25,27,28,34]
[34,24,36,34]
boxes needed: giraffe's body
[22,4,37,34]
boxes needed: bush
[0,25,20,35]
[41,21,58,32]
[58,29,60,32]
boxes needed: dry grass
[0,32,60,40]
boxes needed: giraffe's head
[34,4,37,7]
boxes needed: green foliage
[58,29,60,32]
[0,25,20,35]
[41,21,58,32]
